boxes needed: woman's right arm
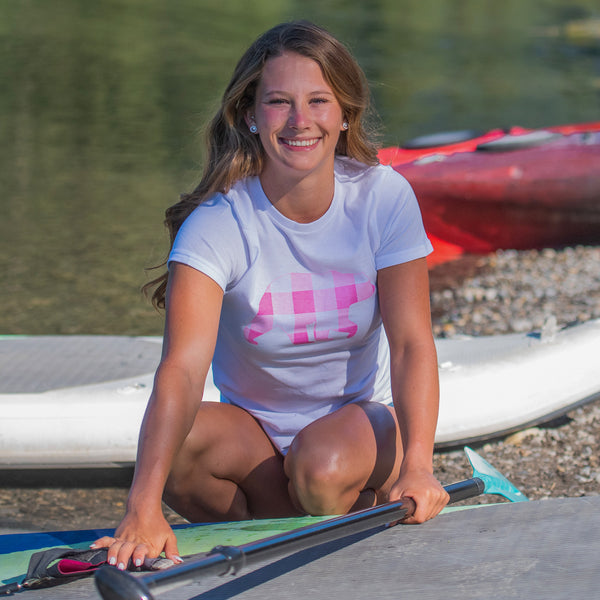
[92,263,224,569]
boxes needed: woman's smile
[280,137,321,149]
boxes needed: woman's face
[248,51,345,185]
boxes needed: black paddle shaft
[95,477,484,600]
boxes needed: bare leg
[163,402,301,522]
[284,401,402,515]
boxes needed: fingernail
[117,562,125,571]
[89,543,97,549]
[108,557,117,566]
[135,559,142,567]
[174,556,183,563]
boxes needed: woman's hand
[91,508,182,570]
[389,465,449,524]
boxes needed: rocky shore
[1,245,599,532]
[430,245,600,503]
[429,245,600,338]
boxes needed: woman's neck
[259,161,336,224]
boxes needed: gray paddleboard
[12,496,600,599]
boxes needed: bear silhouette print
[244,271,375,345]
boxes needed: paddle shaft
[95,476,484,600]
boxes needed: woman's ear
[245,112,258,134]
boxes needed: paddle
[95,447,527,600]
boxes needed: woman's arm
[377,258,449,523]
[93,263,224,567]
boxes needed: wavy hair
[145,20,379,308]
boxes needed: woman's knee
[284,403,401,515]
[287,430,341,485]
[284,427,357,515]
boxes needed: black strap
[24,547,109,590]
[0,545,177,595]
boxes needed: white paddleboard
[1,319,599,467]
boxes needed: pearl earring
[342,121,349,130]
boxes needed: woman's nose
[288,104,310,129]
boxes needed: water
[1,0,599,335]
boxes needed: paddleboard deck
[0,515,332,587]
[2,497,599,599]
[1,319,599,466]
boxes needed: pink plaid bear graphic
[244,270,376,345]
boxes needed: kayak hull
[380,123,600,253]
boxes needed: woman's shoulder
[334,156,410,189]
[334,156,414,205]
[185,178,255,221]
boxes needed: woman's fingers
[163,532,183,564]
[90,535,115,549]
[113,540,140,570]
[401,486,449,524]
[390,468,450,525]
[90,529,182,570]
[91,536,152,570]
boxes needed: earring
[342,121,349,130]
[250,124,258,134]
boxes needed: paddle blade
[464,447,528,502]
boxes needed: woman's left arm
[378,258,449,523]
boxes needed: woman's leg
[284,401,402,515]
[163,402,301,522]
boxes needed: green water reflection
[2,0,598,335]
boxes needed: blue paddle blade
[465,446,528,502]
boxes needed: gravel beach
[1,245,599,533]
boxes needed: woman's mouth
[280,137,320,148]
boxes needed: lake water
[2,0,599,335]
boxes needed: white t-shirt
[169,157,432,452]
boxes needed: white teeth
[283,138,318,147]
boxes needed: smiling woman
[247,52,346,221]
[92,20,447,572]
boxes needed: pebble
[1,245,599,531]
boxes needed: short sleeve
[373,168,433,270]
[168,196,247,291]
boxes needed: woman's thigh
[284,401,402,514]
[165,402,300,521]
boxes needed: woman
[93,20,448,570]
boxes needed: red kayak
[379,122,600,261]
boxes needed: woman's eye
[310,97,328,104]
[267,98,288,105]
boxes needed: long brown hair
[145,20,379,308]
